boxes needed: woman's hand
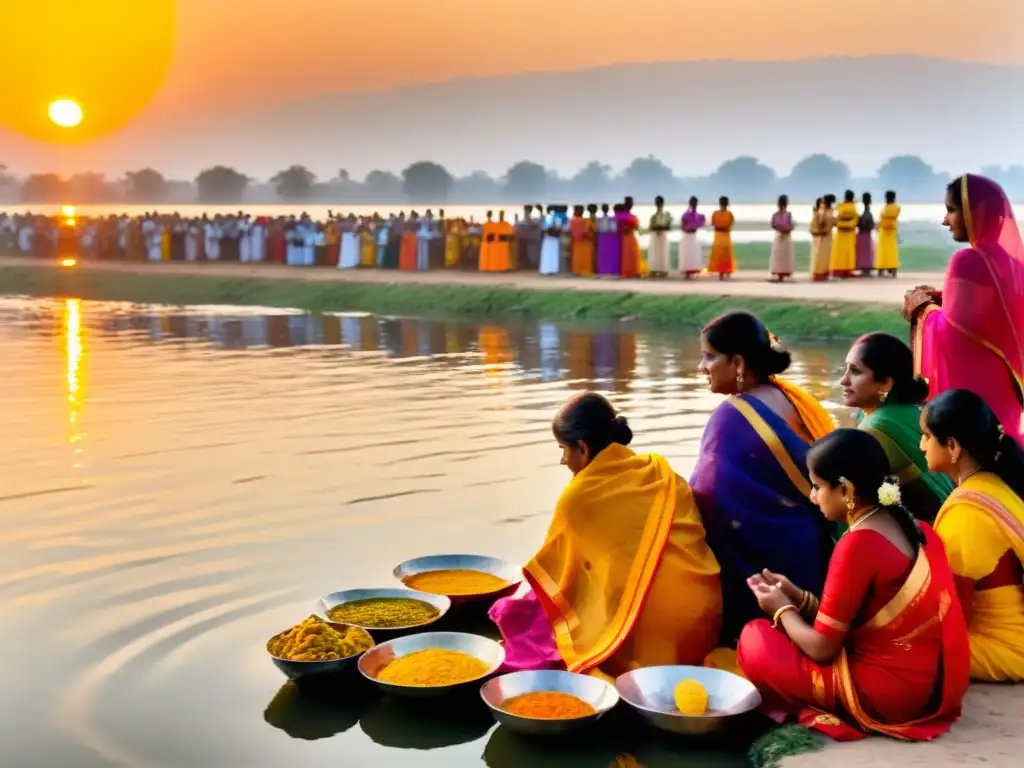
[747,576,793,616]
[752,569,803,604]
[902,287,937,321]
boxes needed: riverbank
[0,257,937,340]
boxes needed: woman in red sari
[904,174,1024,446]
[737,428,969,741]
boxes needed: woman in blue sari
[691,311,836,642]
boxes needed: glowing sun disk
[48,98,83,128]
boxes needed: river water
[0,297,848,767]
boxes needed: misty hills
[153,56,1022,180]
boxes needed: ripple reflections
[0,297,849,767]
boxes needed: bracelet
[772,604,798,629]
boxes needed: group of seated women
[490,308,1024,743]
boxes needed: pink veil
[945,174,1024,403]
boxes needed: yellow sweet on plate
[673,679,709,716]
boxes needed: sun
[49,99,84,128]
[0,0,176,143]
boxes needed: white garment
[185,226,199,261]
[302,228,316,266]
[18,227,33,253]
[339,230,359,269]
[678,232,703,274]
[249,224,265,262]
[539,215,561,275]
[205,224,221,260]
[238,221,252,262]
[648,232,670,273]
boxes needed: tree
[361,170,402,201]
[620,156,677,198]
[270,165,316,201]
[124,168,168,202]
[0,164,10,189]
[503,161,548,201]
[196,166,248,203]
[454,171,501,202]
[20,173,65,203]
[875,155,939,199]
[786,154,851,199]
[711,157,778,201]
[569,162,613,200]
[402,161,454,203]
[65,172,111,203]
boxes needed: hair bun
[611,415,634,446]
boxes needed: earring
[736,372,744,387]
[879,390,889,404]
[846,499,855,512]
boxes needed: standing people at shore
[808,197,825,281]
[679,197,706,279]
[399,213,418,270]
[904,173,1024,446]
[647,196,672,277]
[856,192,875,276]
[769,195,795,282]
[876,190,901,276]
[539,205,562,275]
[707,197,736,280]
[569,204,594,276]
[597,204,621,276]
[516,205,542,272]
[618,197,641,278]
[814,195,836,281]
[494,210,514,272]
[830,190,858,279]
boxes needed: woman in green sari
[840,333,954,522]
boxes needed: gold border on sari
[728,396,812,499]
[864,547,931,630]
[962,175,975,245]
[862,427,922,485]
[911,304,939,376]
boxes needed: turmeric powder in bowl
[403,569,509,596]
[376,648,491,687]
[501,692,597,720]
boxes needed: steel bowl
[266,622,375,681]
[615,665,761,736]
[358,631,505,699]
[480,670,619,735]
[317,588,451,633]
[393,554,523,605]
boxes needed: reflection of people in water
[479,326,512,380]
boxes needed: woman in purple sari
[595,203,621,275]
[690,311,836,642]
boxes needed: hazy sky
[1,0,1021,174]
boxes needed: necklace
[848,506,881,532]
[957,467,982,486]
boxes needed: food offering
[393,555,523,605]
[375,648,491,687]
[673,679,710,716]
[267,616,373,661]
[402,569,510,597]
[500,692,597,719]
[327,597,440,629]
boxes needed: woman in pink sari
[903,174,1024,446]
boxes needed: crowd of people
[485,173,1022,743]
[0,191,902,281]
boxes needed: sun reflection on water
[63,298,86,470]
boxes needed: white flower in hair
[878,481,902,507]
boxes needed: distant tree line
[2,156,1022,206]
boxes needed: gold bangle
[772,604,798,629]
[798,590,809,612]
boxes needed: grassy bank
[0,263,908,340]
[723,243,946,273]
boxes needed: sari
[912,174,1024,445]
[617,209,641,278]
[858,403,953,523]
[934,472,1024,681]
[690,381,835,641]
[875,203,901,273]
[706,210,736,274]
[569,215,595,276]
[738,524,970,741]
[830,201,858,277]
[506,444,722,677]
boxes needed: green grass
[748,725,827,768]
[0,263,908,340]
[661,242,948,273]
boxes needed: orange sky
[157,0,1021,114]
[0,0,1021,171]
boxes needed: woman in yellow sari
[875,190,901,276]
[921,389,1024,681]
[492,393,722,679]
[706,196,736,280]
[829,190,858,278]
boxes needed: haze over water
[0,297,848,767]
